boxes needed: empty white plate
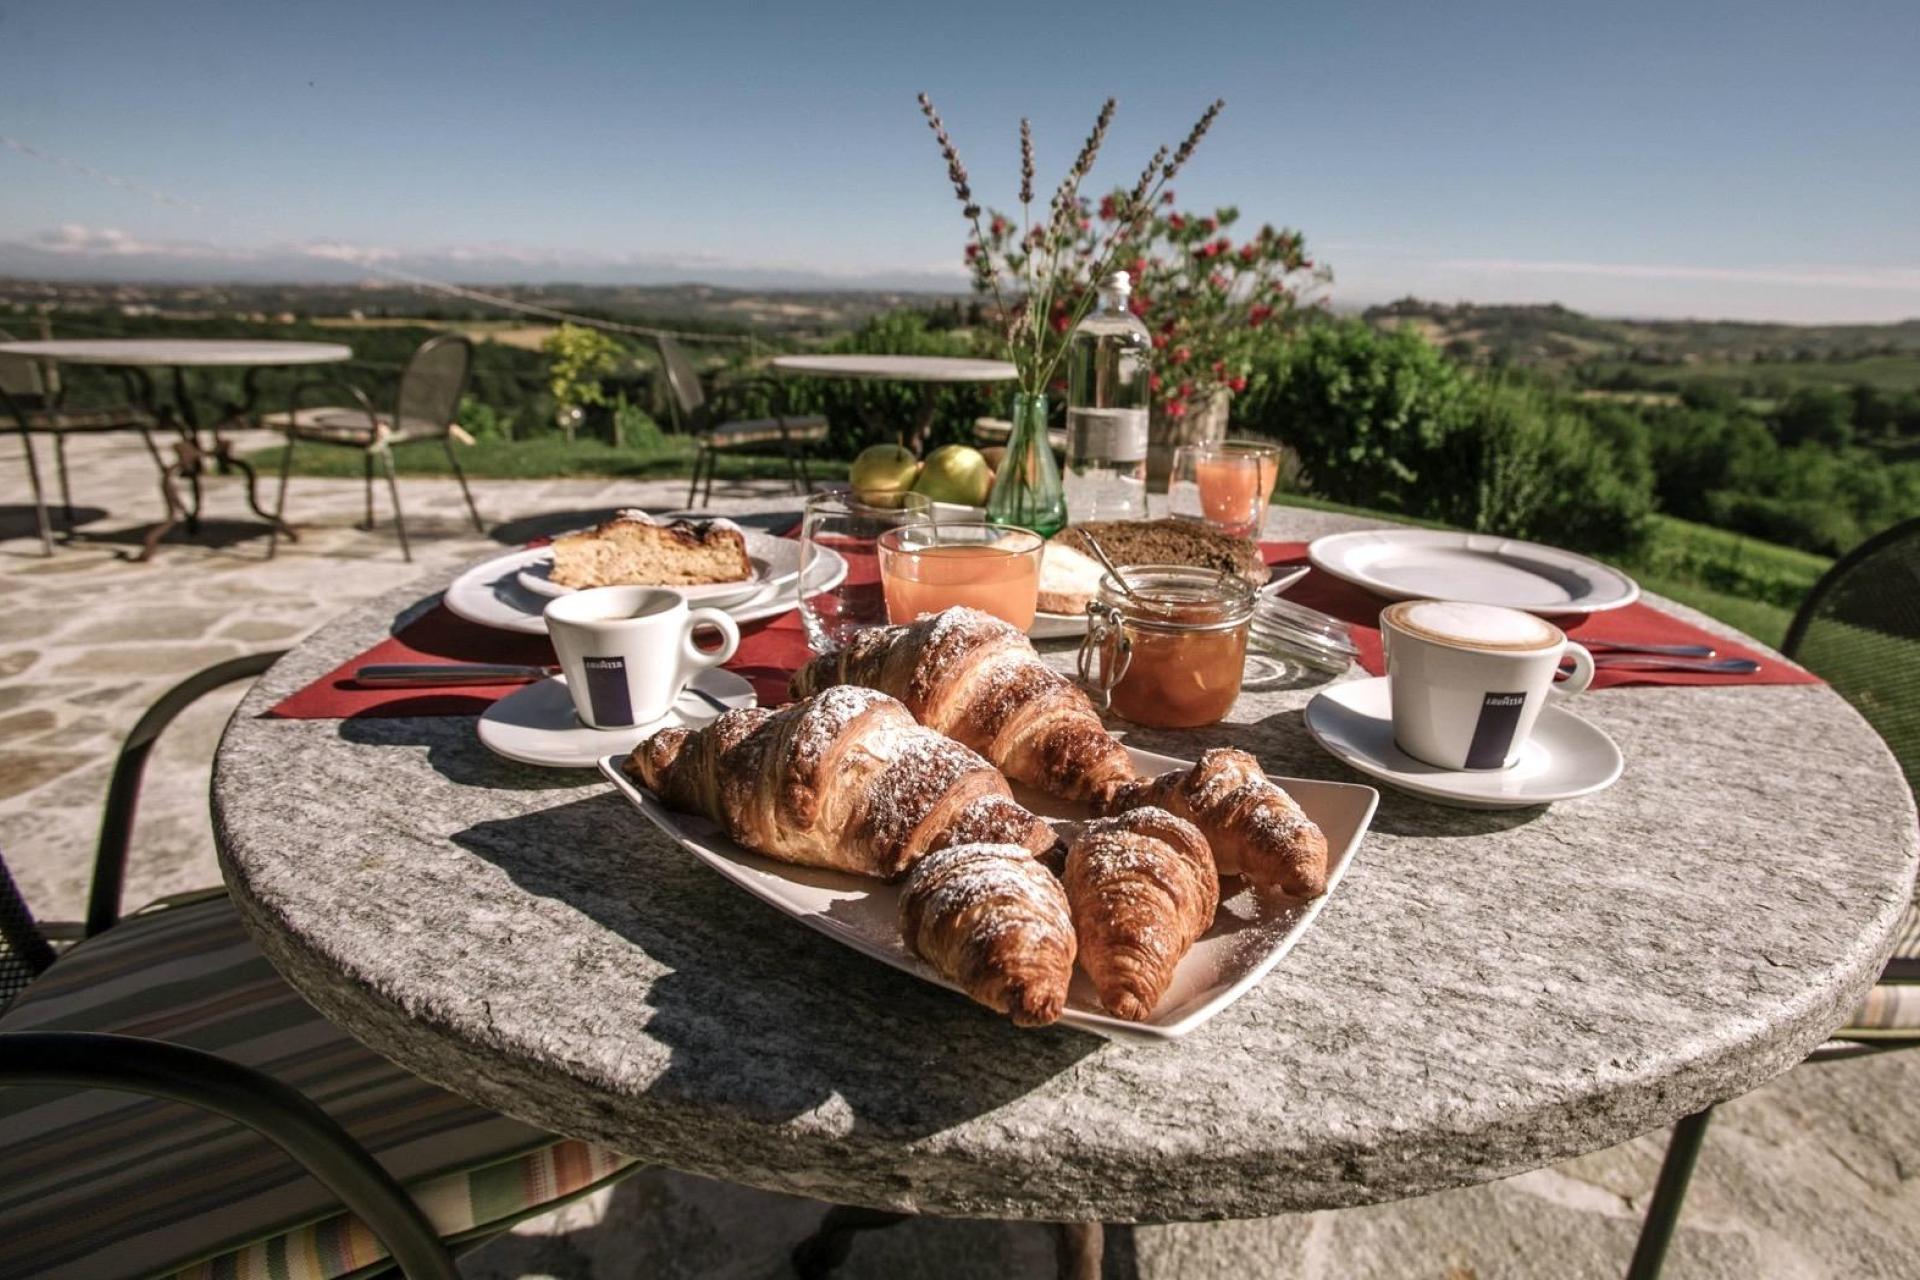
[1303,676,1623,809]
[1307,530,1639,616]
[478,669,756,769]
[599,744,1379,1042]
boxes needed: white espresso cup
[543,587,740,730]
[1380,599,1594,771]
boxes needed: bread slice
[1035,540,1106,615]
[1049,519,1269,593]
[549,511,753,589]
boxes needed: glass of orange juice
[877,522,1044,631]
[1169,441,1282,539]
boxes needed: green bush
[1237,320,1651,553]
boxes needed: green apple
[850,443,921,494]
[912,444,993,506]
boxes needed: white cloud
[29,223,242,259]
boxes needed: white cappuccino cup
[544,587,740,730]
[1380,599,1594,771]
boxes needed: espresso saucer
[477,669,756,769]
[1302,676,1623,810]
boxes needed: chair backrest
[1782,516,1920,796]
[394,334,474,437]
[654,336,707,430]
[0,327,46,402]
[0,853,54,1012]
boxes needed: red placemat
[268,537,1814,719]
[1259,542,1817,689]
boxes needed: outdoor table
[212,499,1917,1252]
[770,353,1016,453]
[0,339,352,560]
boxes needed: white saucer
[1302,676,1623,809]
[477,668,756,769]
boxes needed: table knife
[1582,639,1717,658]
[355,663,559,686]
[1587,655,1760,674]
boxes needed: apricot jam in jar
[1077,565,1255,729]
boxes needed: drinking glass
[877,521,1043,631]
[799,490,933,653]
[1167,441,1280,539]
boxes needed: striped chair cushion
[1841,901,1920,1037]
[263,409,449,446]
[0,895,636,1280]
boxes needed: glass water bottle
[1063,271,1152,522]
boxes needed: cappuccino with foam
[1380,599,1593,770]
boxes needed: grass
[254,438,1829,649]
[250,433,849,483]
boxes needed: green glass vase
[986,391,1067,536]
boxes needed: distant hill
[1365,297,1920,372]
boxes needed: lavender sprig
[917,92,979,219]
[1019,119,1035,206]
[1162,98,1224,186]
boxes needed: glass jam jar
[1077,565,1255,729]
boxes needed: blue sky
[1,0,1916,321]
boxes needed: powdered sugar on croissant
[899,842,1076,1026]
[626,686,1054,879]
[1064,807,1218,1022]
[790,606,1139,808]
[1105,747,1328,898]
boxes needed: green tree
[541,324,627,439]
[1773,386,1854,448]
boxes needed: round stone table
[770,354,1016,453]
[212,501,1917,1224]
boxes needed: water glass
[799,490,933,653]
[1167,441,1282,539]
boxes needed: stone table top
[769,354,1017,383]
[0,339,353,367]
[211,501,1918,1223]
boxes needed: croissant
[1105,747,1329,898]
[898,842,1077,1026]
[626,686,1056,879]
[1063,807,1218,1021]
[790,606,1138,808]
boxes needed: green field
[1586,354,1920,395]
[251,433,847,483]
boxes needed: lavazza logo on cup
[581,655,634,727]
[1464,691,1529,770]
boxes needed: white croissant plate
[598,745,1378,1043]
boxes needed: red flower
[1248,304,1275,326]
[1209,271,1229,291]
[1239,244,1259,264]
[1167,213,1186,231]
[1211,359,1226,377]
[1148,373,1163,391]
[1161,190,1176,205]
[1049,305,1072,334]
[1178,380,1194,398]
[1131,256,1149,276]
[1151,332,1169,350]
[1228,375,1247,393]
[1078,217,1091,232]
[1165,399,1188,419]
[1172,345,1191,365]
[1200,217,1217,233]
[1098,195,1116,221]
[990,215,1008,237]
[1128,294,1148,317]
[964,243,980,260]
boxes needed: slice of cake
[548,510,753,589]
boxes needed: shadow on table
[488,506,803,546]
[452,793,1101,1142]
[336,711,585,792]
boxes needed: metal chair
[0,327,157,555]
[1626,514,1920,1279]
[265,334,484,562]
[0,654,636,1279]
[656,336,826,508]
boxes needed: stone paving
[2,430,1916,1278]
